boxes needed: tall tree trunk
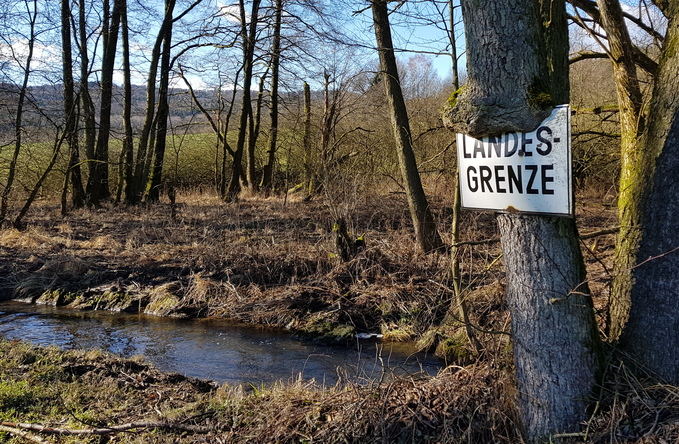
[444,0,602,441]
[60,0,85,214]
[87,0,122,206]
[146,0,175,203]
[0,0,37,222]
[261,0,283,193]
[78,0,96,183]
[303,81,313,197]
[444,0,478,352]
[246,67,268,193]
[448,0,460,90]
[320,71,335,167]
[621,5,679,384]
[591,0,646,340]
[371,0,443,253]
[129,0,175,203]
[226,0,261,201]
[117,0,133,204]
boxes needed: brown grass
[0,187,636,442]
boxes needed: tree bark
[226,0,261,201]
[146,0,175,203]
[117,0,134,204]
[60,0,86,213]
[371,0,443,253]
[585,0,646,341]
[87,0,122,206]
[445,0,602,440]
[622,6,679,384]
[0,0,37,222]
[443,0,552,138]
[261,0,283,193]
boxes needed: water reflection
[0,302,440,385]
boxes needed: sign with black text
[456,104,572,216]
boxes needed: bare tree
[0,0,38,222]
[145,0,176,202]
[370,0,443,253]
[260,0,283,193]
[60,0,86,213]
[86,0,123,206]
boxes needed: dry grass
[0,187,645,443]
[4,338,679,443]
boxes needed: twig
[1,420,212,436]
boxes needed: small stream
[0,301,441,386]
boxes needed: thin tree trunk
[246,67,268,193]
[60,0,85,214]
[117,0,133,204]
[129,0,175,203]
[78,0,96,184]
[145,0,175,203]
[320,72,335,166]
[226,0,261,201]
[87,0,122,206]
[261,0,283,193]
[303,81,313,197]
[15,131,68,229]
[371,0,443,253]
[0,0,37,222]
[593,0,646,340]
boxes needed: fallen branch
[579,226,619,240]
[0,424,50,444]
[2,420,212,436]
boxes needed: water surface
[0,301,440,386]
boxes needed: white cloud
[216,2,242,23]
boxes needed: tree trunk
[129,0,175,203]
[78,0,96,186]
[371,0,443,253]
[246,67,268,193]
[117,0,134,204]
[445,0,602,440]
[226,0,261,201]
[303,81,313,197]
[146,0,175,203]
[87,0,122,206]
[261,0,283,193]
[0,0,37,222]
[588,0,645,340]
[60,0,85,213]
[621,6,679,384]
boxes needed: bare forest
[1,0,678,443]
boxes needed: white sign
[456,104,572,216]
